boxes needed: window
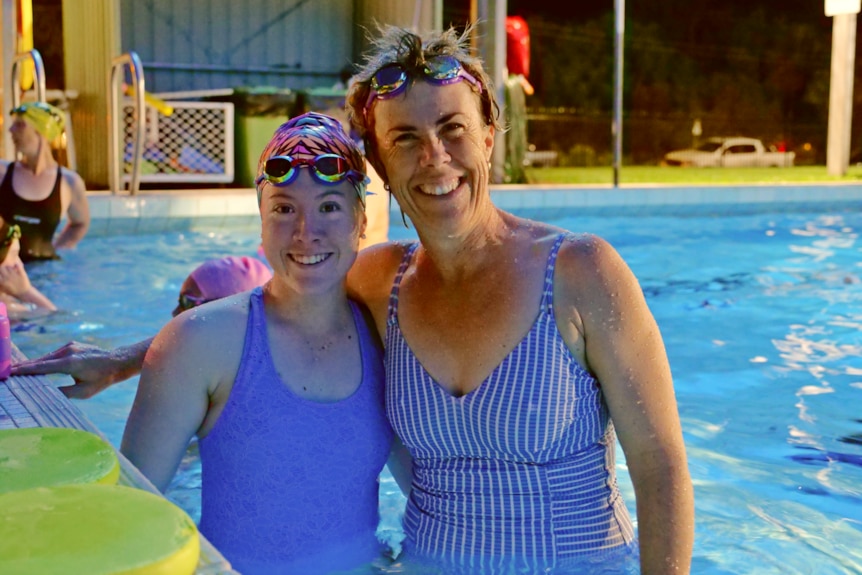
[726,145,756,154]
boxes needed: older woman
[0,102,89,261]
[344,25,694,574]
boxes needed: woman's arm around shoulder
[347,241,415,332]
[120,293,250,492]
[554,233,694,575]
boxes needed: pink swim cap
[188,256,272,300]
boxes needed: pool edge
[84,183,862,236]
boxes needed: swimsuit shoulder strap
[540,233,568,314]
[387,242,420,325]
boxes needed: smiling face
[370,80,494,234]
[259,169,366,296]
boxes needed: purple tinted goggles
[364,55,483,113]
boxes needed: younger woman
[121,113,400,575]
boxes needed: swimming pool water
[13,208,862,574]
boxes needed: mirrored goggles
[363,55,483,112]
[255,153,367,188]
[177,292,211,313]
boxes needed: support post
[825,0,859,176]
[612,0,625,187]
[477,0,507,184]
[1,0,17,160]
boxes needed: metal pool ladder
[2,49,46,161]
[10,49,47,108]
[108,51,145,196]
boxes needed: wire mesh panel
[122,100,234,184]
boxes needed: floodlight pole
[612,0,625,187]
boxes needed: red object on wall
[506,16,530,79]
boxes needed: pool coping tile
[83,183,862,235]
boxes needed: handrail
[10,49,47,109]
[108,52,146,196]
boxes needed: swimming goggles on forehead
[255,153,367,188]
[364,55,483,112]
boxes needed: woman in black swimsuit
[0,102,89,262]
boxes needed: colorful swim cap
[188,256,272,301]
[10,102,65,142]
[256,111,368,207]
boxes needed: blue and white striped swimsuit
[385,235,636,568]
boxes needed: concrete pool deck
[82,181,862,236]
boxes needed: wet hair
[346,25,502,182]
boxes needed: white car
[663,137,795,167]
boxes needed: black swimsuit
[0,163,62,261]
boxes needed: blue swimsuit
[198,287,393,575]
[385,236,636,570]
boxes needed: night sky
[502,0,831,27]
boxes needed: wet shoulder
[554,231,635,308]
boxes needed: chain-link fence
[524,108,825,168]
[502,6,840,172]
